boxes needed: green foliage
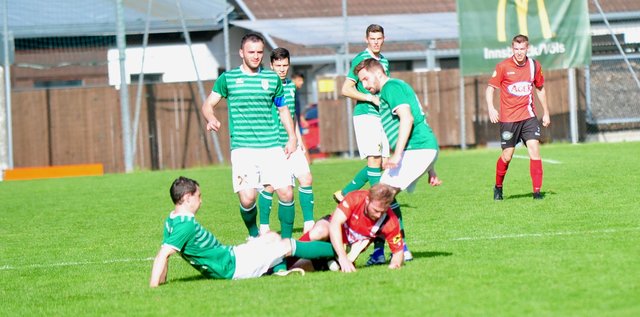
[1,142,639,316]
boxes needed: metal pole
[584,65,593,124]
[116,0,133,173]
[3,0,12,169]
[568,68,578,144]
[343,0,354,158]
[459,76,467,149]
[132,0,153,161]
[223,0,231,71]
[176,0,224,163]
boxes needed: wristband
[366,94,373,102]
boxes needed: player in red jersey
[295,183,404,272]
[486,34,551,200]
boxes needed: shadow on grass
[505,190,555,200]
[411,251,453,259]
[171,275,209,284]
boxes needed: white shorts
[353,114,390,159]
[380,149,438,193]
[231,236,289,280]
[231,148,292,193]
[287,146,311,181]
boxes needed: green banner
[457,0,591,76]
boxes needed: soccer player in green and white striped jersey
[334,24,391,205]
[149,177,337,287]
[201,33,297,241]
[258,47,316,237]
[354,58,443,265]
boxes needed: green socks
[258,190,274,225]
[240,204,258,237]
[278,200,295,238]
[298,186,315,222]
[292,240,336,258]
[391,198,405,238]
[341,166,369,195]
[367,166,382,186]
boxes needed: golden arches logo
[497,0,553,42]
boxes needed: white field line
[512,154,562,164]
[2,227,638,271]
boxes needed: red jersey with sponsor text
[335,190,404,254]
[488,56,544,122]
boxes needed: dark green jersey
[162,212,236,279]
[379,78,439,151]
[273,78,297,147]
[213,66,284,149]
[347,49,390,116]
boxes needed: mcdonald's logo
[497,0,553,42]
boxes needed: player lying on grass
[149,177,335,287]
[292,183,405,272]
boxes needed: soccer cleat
[493,186,503,201]
[332,190,345,203]
[273,267,305,277]
[403,244,413,262]
[365,247,386,266]
[533,191,543,200]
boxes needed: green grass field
[1,142,639,316]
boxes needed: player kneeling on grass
[149,177,335,287]
[293,183,405,272]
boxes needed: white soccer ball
[327,259,340,271]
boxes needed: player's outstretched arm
[149,245,177,288]
[329,209,356,273]
[388,249,404,269]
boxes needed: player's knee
[298,173,312,186]
[276,187,294,202]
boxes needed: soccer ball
[327,259,340,271]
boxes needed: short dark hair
[512,34,529,45]
[170,176,199,205]
[270,47,290,63]
[354,58,385,75]
[291,72,304,80]
[240,32,265,49]
[366,24,384,37]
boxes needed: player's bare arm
[384,105,413,169]
[294,120,306,152]
[328,209,357,273]
[149,245,177,288]
[388,249,404,269]
[485,86,500,124]
[201,92,223,132]
[428,168,442,186]
[277,106,297,156]
[536,86,551,127]
[341,79,381,106]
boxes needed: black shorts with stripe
[499,117,541,149]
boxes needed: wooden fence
[12,82,229,173]
[10,68,585,173]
